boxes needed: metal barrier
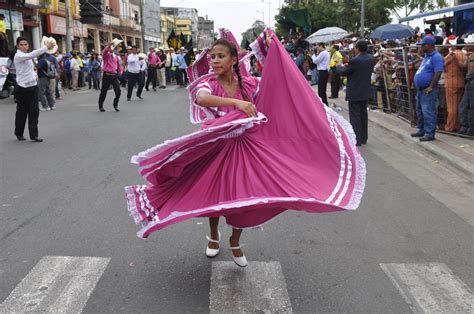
[370,44,473,137]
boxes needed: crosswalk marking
[380,263,474,313]
[0,256,110,313]
[210,261,293,313]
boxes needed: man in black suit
[336,40,375,146]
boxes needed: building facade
[197,15,214,49]
[160,10,174,46]
[0,0,45,51]
[161,6,198,44]
[143,0,160,50]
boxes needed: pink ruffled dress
[125,30,365,239]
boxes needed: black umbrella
[370,24,415,40]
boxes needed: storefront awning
[399,3,474,23]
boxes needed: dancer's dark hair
[212,38,250,102]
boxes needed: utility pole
[360,0,365,38]
[64,0,73,52]
[7,0,14,48]
[139,0,145,51]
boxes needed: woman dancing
[125,29,365,268]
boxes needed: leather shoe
[31,137,43,142]
[410,132,424,137]
[99,108,106,112]
[114,107,120,112]
[16,135,26,141]
[137,95,143,99]
[419,136,435,142]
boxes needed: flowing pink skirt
[125,34,365,239]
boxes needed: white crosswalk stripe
[210,261,293,313]
[380,263,474,313]
[0,256,110,313]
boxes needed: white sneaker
[51,106,57,110]
[40,107,47,111]
[46,107,51,111]
[206,231,220,257]
[230,244,248,267]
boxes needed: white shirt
[14,46,48,88]
[312,50,330,70]
[140,60,147,72]
[70,58,80,71]
[127,53,140,73]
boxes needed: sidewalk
[312,86,474,182]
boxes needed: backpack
[64,59,71,74]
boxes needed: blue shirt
[176,54,187,69]
[414,50,444,89]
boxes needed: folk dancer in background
[98,39,123,112]
[14,36,56,142]
[145,47,158,91]
[126,46,142,101]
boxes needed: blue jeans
[311,68,318,84]
[416,86,439,138]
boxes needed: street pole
[64,0,73,52]
[7,0,14,50]
[139,0,145,51]
[360,0,365,38]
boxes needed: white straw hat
[111,38,123,50]
[41,36,58,54]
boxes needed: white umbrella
[306,27,349,44]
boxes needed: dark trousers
[165,67,172,83]
[349,100,368,145]
[318,70,329,106]
[330,71,341,98]
[15,85,39,139]
[98,74,121,109]
[176,68,188,86]
[127,72,140,99]
[145,67,157,90]
[137,72,145,97]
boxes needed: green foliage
[275,0,447,37]
[240,20,266,48]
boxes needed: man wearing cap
[411,36,444,141]
[145,47,158,91]
[98,40,123,112]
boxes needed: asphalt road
[0,85,472,313]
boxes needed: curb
[327,95,473,182]
[367,112,473,182]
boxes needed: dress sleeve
[188,77,217,124]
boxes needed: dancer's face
[210,45,236,76]
[17,40,29,53]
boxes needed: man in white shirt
[14,37,55,142]
[69,53,80,90]
[312,42,330,106]
[126,46,142,100]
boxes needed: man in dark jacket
[336,40,375,146]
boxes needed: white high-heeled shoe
[230,244,248,267]
[206,231,220,257]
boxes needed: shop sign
[0,9,24,31]
[47,15,88,38]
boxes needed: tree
[275,0,447,38]
[390,0,448,19]
[240,20,266,48]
